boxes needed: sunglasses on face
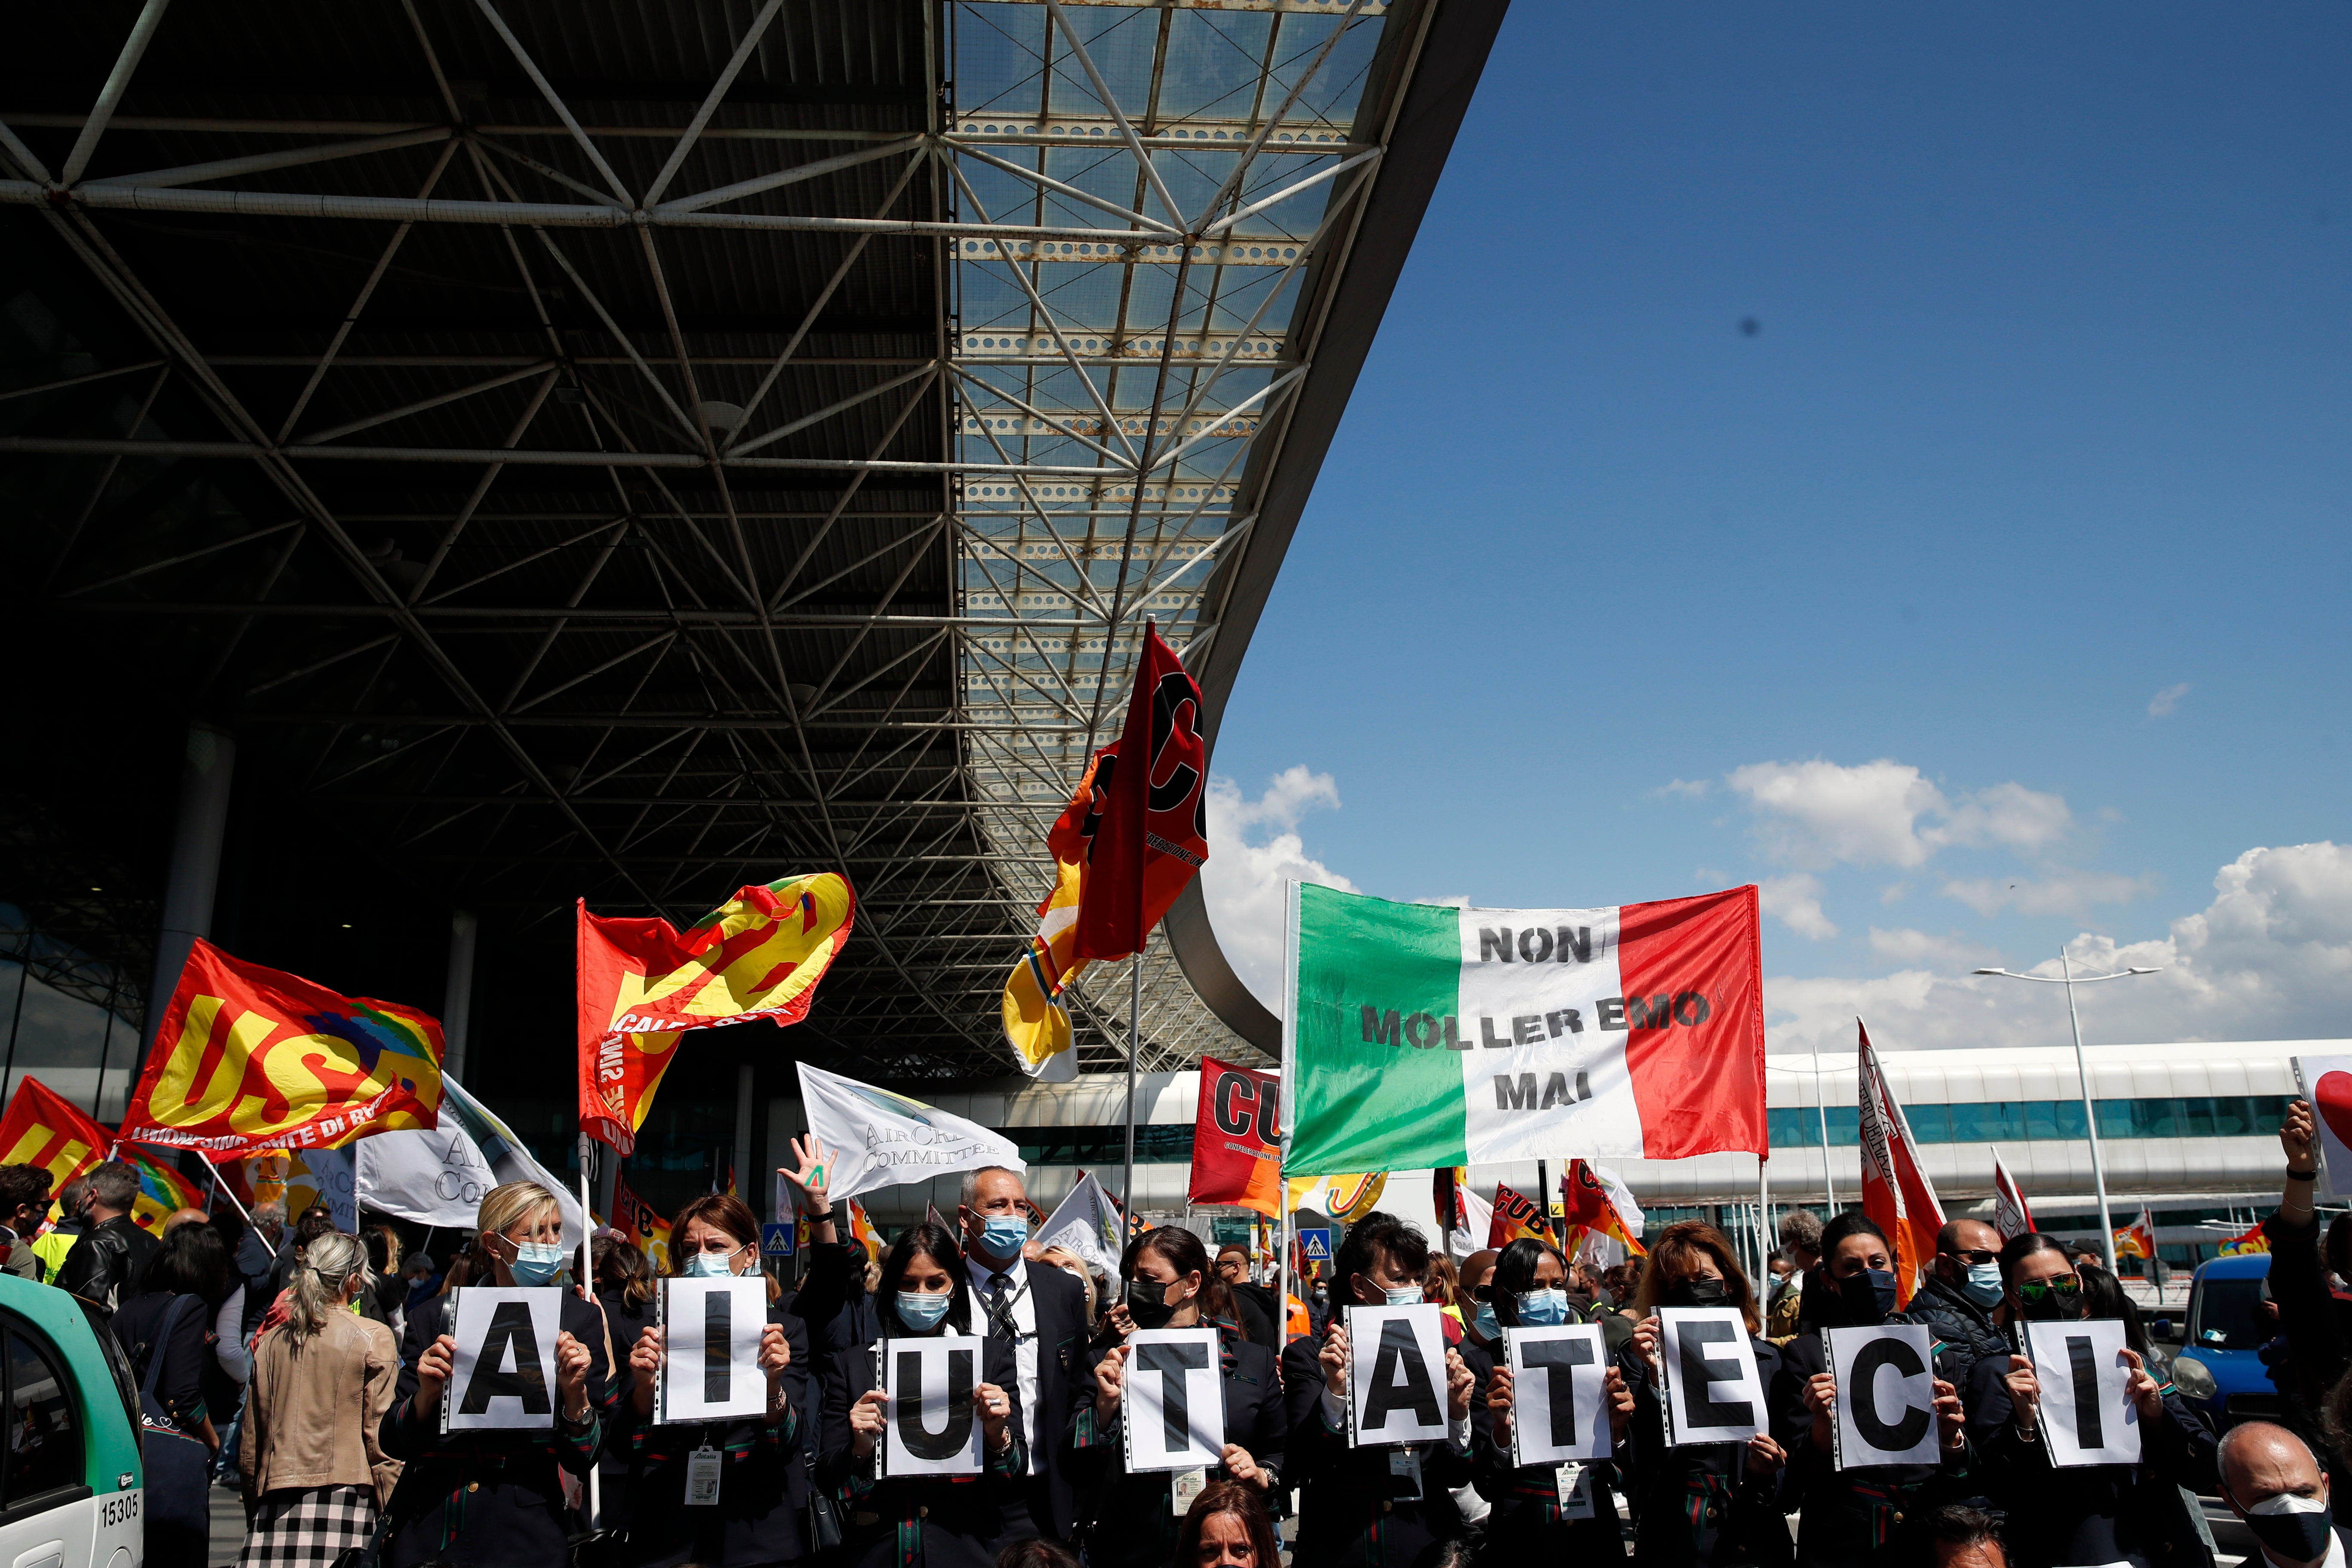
[1942,1247,2001,1266]
[1466,1283,1492,1303]
[2016,1278,2082,1304]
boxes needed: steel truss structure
[0,0,1500,1082]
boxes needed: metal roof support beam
[84,127,455,191]
[58,0,171,187]
[466,0,634,206]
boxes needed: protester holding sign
[1281,1213,1486,1568]
[1620,1221,1791,1564]
[2256,1098,2352,1526]
[817,1222,1026,1568]
[1067,1227,1285,1568]
[614,1194,812,1568]
[1474,1237,1635,1562]
[380,1181,614,1568]
[1962,1231,2216,1566]
[1768,1214,1970,1568]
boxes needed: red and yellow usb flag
[0,1078,108,1219]
[578,875,854,1156]
[126,940,444,1157]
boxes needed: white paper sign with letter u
[443,1287,560,1432]
[1120,1327,1223,1474]
[1655,1307,1765,1447]
[1344,1304,1452,1448]
[2024,1318,2140,1467]
[879,1333,986,1476]
[657,1277,767,1423]
[1502,1324,1610,1465]
[1824,1324,1939,1469]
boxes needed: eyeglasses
[1941,1247,2001,1266]
[1466,1284,1492,1303]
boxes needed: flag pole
[1123,937,1140,1226]
[577,1129,599,1528]
[1813,1041,1836,1211]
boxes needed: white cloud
[1940,870,2158,917]
[1725,757,2074,869]
[1767,841,2352,1055]
[1761,874,1838,940]
[1654,778,1711,799]
[1867,926,1999,969]
[2149,683,2191,718]
[1201,770,1358,1007]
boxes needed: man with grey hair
[959,1164,1086,1546]
[55,1161,157,1314]
[237,1197,288,1337]
[1767,1207,1824,1341]
[2218,1420,2346,1567]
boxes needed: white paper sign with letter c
[1120,1326,1224,1473]
[1655,1307,1765,1447]
[1824,1324,1939,1469]
[2023,1317,2141,1467]
[879,1333,986,1476]
[1344,1304,1452,1448]
[443,1287,560,1432]
[1502,1323,1610,1465]
[656,1277,768,1423]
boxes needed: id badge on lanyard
[1387,1447,1423,1501]
[686,1443,723,1507]
[1554,1462,1595,1520]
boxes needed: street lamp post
[1973,950,2162,1273]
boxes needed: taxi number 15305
[101,1492,139,1528]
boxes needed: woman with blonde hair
[239,1232,400,1566]
[380,1181,611,1568]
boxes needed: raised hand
[778,1136,837,1212]
[2283,1100,2318,1169]
[1222,1442,1265,1490]
[1445,1347,1474,1422]
[2002,1354,2042,1435]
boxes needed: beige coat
[241,1307,402,1503]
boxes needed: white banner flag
[355,1074,585,1246]
[1036,1170,1124,1279]
[797,1063,1023,1204]
[443,1287,561,1433]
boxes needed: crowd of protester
[11,1104,2352,1568]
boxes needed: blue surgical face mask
[1473,1302,1499,1340]
[1961,1261,2005,1308]
[1383,1285,1423,1308]
[509,1242,565,1286]
[896,1290,952,1331]
[1515,1288,1571,1328]
[683,1248,736,1279]
[977,1215,1029,1259]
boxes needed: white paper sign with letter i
[879,1333,986,1476]
[657,1276,767,1423]
[1655,1307,1765,1447]
[1120,1327,1223,1474]
[1344,1304,1451,1448]
[1502,1324,1610,1465]
[443,1287,560,1432]
[2024,1317,2140,1467]
[1824,1323,1939,1469]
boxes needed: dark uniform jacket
[970,1253,1090,1546]
[787,1240,882,1357]
[1067,1323,1284,1568]
[1617,1329,1792,1565]
[380,1288,618,1568]
[612,1299,812,1568]
[1468,1345,1626,1566]
[59,1214,159,1315]
[1280,1320,1491,1568]
[597,1286,659,1532]
[1901,1276,2010,1396]
[1771,1320,1974,1567]
[817,1334,1029,1568]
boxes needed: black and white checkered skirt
[239,1483,378,1568]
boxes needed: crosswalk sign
[761,1222,795,1258]
[1299,1228,1332,1268]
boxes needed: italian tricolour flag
[1281,883,1767,1175]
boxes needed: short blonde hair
[477,1180,560,1243]
[1039,1245,1097,1320]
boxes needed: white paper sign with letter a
[1656,1307,1765,1447]
[1344,1304,1451,1448]
[1120,1327,1224,1474]
[657,1277,767,1423]
[1824,1324,1939,1469]
[443,1287,560,1432]
[1502,1324,1610,1465]
[2024,1318,2140,1467]
[879,1334,986,1476]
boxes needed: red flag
[1989,1147,2036,1239]
[1070,624,1209,965]
[1559,1159,1648,1257]
[1488,1182,1549,1249]
[613,1172,672,1271]
[1857,1020,1945,1305]
[2218,1220,2269,1257]
[1188,1056,1281,1216]
[0,1078,110,1220]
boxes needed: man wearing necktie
[961,1165,1089,1546]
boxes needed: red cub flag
[1188,1056,1281,1216]
[0,1078,110,1219]
[1071,624,1210,965]
[1856,1020,1945,1305]
[1488,1182,1549,1248]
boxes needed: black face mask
[1838,1268,1899,1322]
[1124,1279,1182,1329]
[2230,1491,2335,1565]
[1665,1276,1730,1308]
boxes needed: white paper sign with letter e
[1120,1327,1224,1473]
[657,1277,767,1423]
[1345,1304,1452,1448]
[1656,1307,1765,1447]
[443,1287,560,1432]
[879,1333,986,1476]
[1503,1324,1610,1465]
[1825,1324,1939,1468]
[2291,1057,2352,1202]
[2024,1318,2140,1467]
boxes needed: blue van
[2164,1251,2278,1426]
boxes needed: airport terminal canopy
[0,0,1501,1085]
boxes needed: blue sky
[1200,3,2352,1054]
